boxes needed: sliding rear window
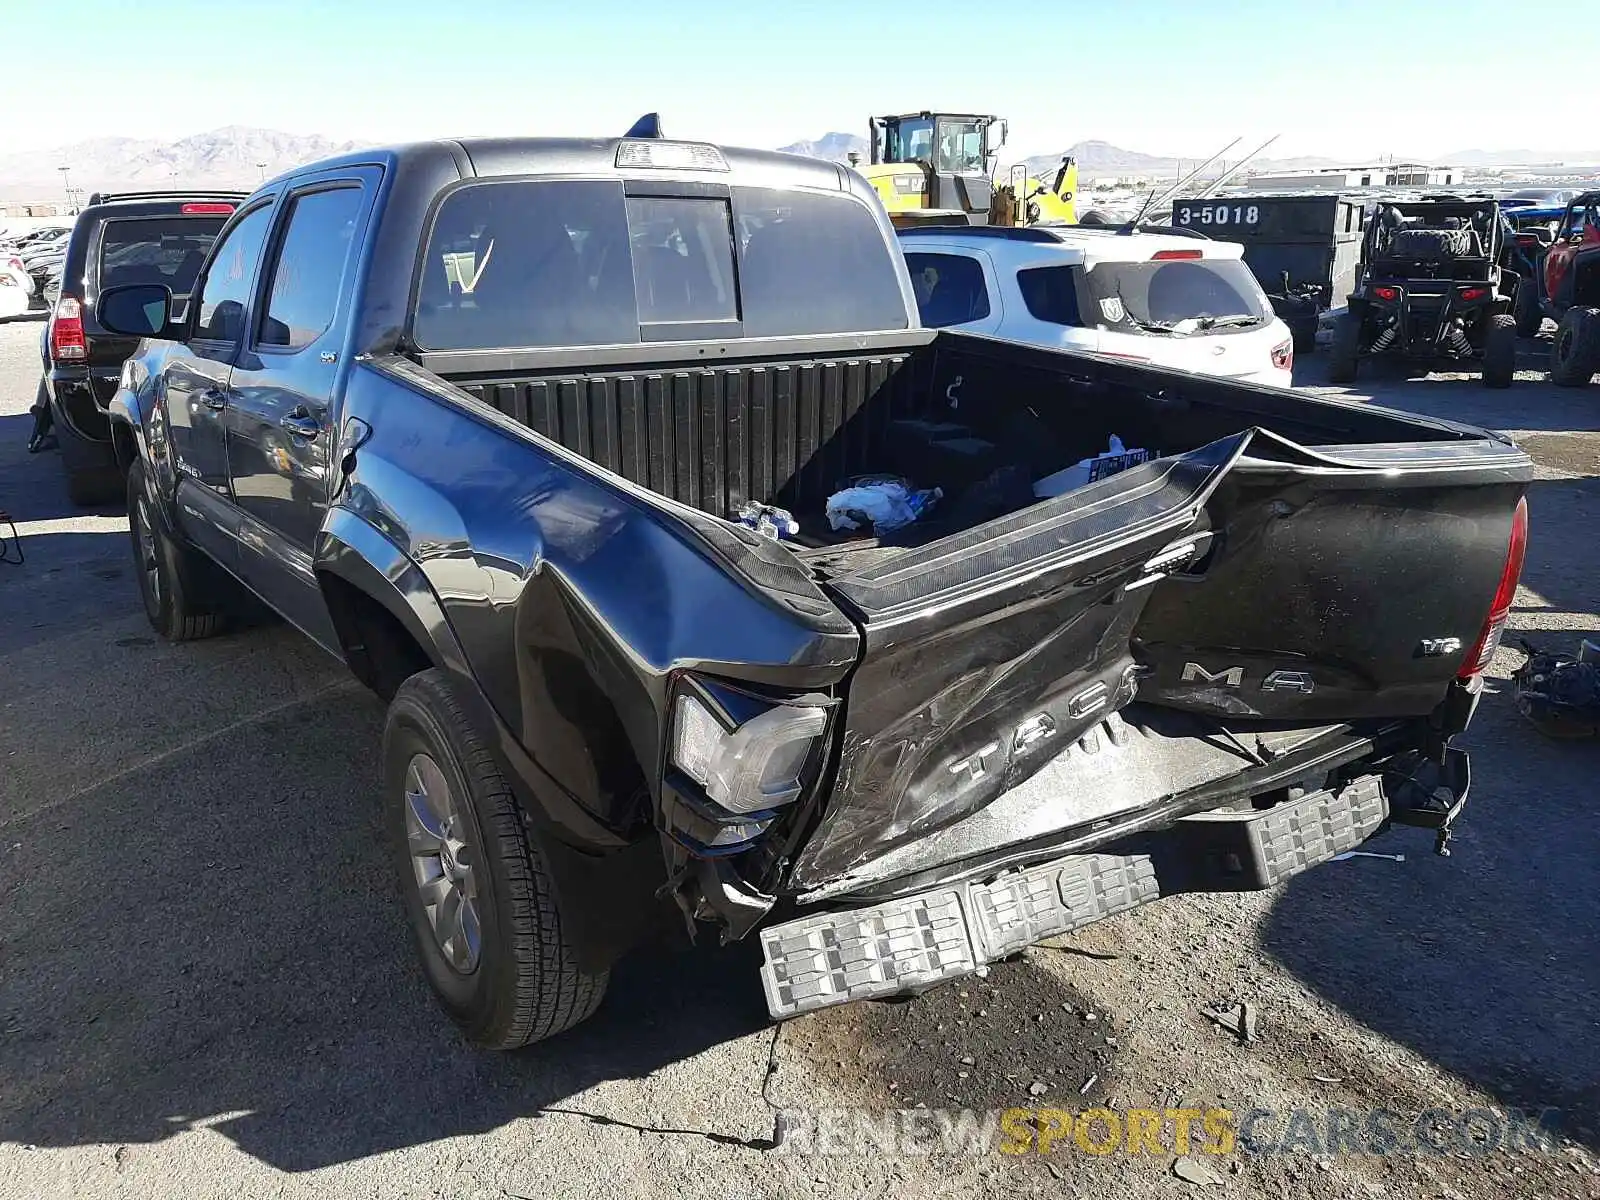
[412,179,908,351]
[97,216,227,296]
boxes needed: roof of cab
[268,136,852,194]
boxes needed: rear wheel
[126,460,229,641]
[1327,312,1361,384]
[385,670,608,1049]
[1513,282,1543,337]
[1481,314,1517,389]
[1549,306,1600,387]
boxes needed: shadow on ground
[1297,337,1600,435]
[1261,475,1600,1149]
[0,683,772,1172]
[0,411,126,524]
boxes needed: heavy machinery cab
[868,111,1003,222]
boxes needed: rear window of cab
[413,180,910,350]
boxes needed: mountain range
[0,127,363,199]
[5,126,1599,201]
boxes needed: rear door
[224,170,376,648]
[1083,252,1276,379]
[160,201,276,568]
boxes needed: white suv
[899,225,1295,388]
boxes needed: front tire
[1549,306,1600,387]
[384,670,608,1049]
[126,459,228,641]
[1327,312,1361,384]
[1481,314,1516,389]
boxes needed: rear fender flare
[314,507,633,856]
[314,506,466,679]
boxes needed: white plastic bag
[826,479,942,533]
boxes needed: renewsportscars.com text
[773,1105,1562,1158]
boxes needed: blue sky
[2,0,1595,159]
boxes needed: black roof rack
[85,189,248,206]
[895,225,1062,242]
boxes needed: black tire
[1481,314,1517,389]
[1513,281,1543,337]
[1327,312,1361,384]
[126,459,228,641]
[385,670,608,1049]
[1549,306,1600,387]
[1290,318,1317,355]
[1386,227,1473,260]
[54,395,123,506]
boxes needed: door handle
[280,411,321,439]
[199,388,227,410]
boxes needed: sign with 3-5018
[1174,202,1261,229]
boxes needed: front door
[224,172,376,648]
[164,201,276,567]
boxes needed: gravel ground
[0,316,1596,1200]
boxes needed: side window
[903,251,991,328]
[193,205,274,344]
[414,180,639,352]
[259,187,364,349]
[625,196,736,326]
[734,188,909,337]
[1016,265,1082,326]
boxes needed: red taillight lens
[1271,338,1293,371]
[1457,497,1529,680]
[1373,286,1401,302]
[1458,286,1489,302]
[1152,248,1204,261]
[180,202,235,214]
[49,296,86,362]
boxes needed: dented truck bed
[432,331,1530,1019]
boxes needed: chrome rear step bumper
[759,776,1388,1019]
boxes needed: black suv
[38,190,244,503]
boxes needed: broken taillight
[1457,497,1529,680]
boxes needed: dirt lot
[1,316,1596,1200]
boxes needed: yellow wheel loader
[854,111,1076,228]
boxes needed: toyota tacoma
[97,125,1532,1048]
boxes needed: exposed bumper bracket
[759,775,1390,1019]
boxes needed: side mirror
[97,283,176,339]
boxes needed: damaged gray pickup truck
[98,127,1532,1048]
